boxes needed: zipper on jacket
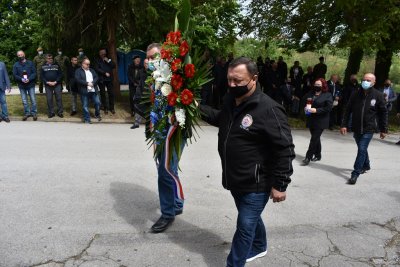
[223,120,234,188]
[361,95,367,134]
[254,164,260,192]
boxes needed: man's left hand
[380,132,387,139]
[270,188,286,203]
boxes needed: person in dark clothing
[279,78,293,112]
[265,62,281,103]
[302,66,314,97]
[289,61,304,115]
[212,56,228,109]
[75,58,102,124]
[327,74,342,129]
[277,56,288,84]
[302,78,333,166]
[200,57,295,267]
[341,75,359,130]
[130,58,148,129]
[94,48,116,114]
[396,95,400,145]
[67,57,80,116]
[340,73,388,184]
[41,54,63,118]
[127,55,143,116]
[313,56,327,79]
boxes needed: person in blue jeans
[201,57,295,267]
[74,58,101,124]
[12,50,38,121]
[340,73,388,184]
[0,61,11,123]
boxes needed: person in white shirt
[74,59,102,124]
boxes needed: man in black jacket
[41,54,63,118]
[75,59,101,124]
[201,57,295,267]
[396,94,400,145]
[95,48,116,114]
[340,73,388,184]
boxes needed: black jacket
[67,64,80,93]
[94,57,115,82]
[341,87,388,134]
[200,86,295,193]
[41,63,62,85]
[74,67,99,94]
[304,91,333,129]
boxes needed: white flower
[154,81,162,91]
[161,83,172,96]
[175,108,186,128]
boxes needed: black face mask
[18,56,25,61]
[384,84,390,87]
[228,79,253,98]
[314,86,322,92]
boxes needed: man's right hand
[340,127,347,135]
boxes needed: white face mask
[79,52,84,56]
[361,80,372,90]
[58,51,62,55]
[38,51,43,55]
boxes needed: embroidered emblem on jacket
[240,114,253,130]
[370,99,376,106]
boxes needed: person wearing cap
[54,48,69,91]
[94,48,116,114]
[77,48,87,66]
[41,54,64,118]
[127,55,143,117]
[33,47,46,93]
[313,56,327,80]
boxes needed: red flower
[184,63,195,78]
[171,74,183,91]
[161,48,172,60]
[171,58,182,72]
[166,31,181,44]
[168,92,178,106]
[180,89,194,105]
[150,91,155,104]
[179,40,189,57]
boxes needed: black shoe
[396,141,400,145]
[33,115,38,121]
[105,110,109,115]
[58,113,64,118]
[348,174,359,185]
[84,120,92,124]
[22,115,28,121]
[311,156,321,162]
[175,210,183,216]
[48,113,55,118]
[4,117,10,123]
[361,167,370,174]
[130,124,139,129]
[151,216,175,233]
[96,116,102,122]
[111,110,115,114]
[70,111,77,116]
[302,158,310,166]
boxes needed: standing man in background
[313,56,327,80]
[95,48,116,115]
[54,48,69,91]
[13,50,38,121]
[33,47,46,93]
[41,54,63,118]
[0,61,11,123]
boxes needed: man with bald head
[340,73,388,185]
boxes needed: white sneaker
[246,250,267,263]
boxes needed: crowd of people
[0,47,149,124]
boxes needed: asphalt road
[0,121,399,267]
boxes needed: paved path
[0,122,399,267]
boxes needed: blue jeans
[80,92,100,122]
[0,90,8,119]
[227,191,270,267]
[352,133,373,176]
[19,87,37,116]
[156,143,185,219]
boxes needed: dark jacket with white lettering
[200,85,295,193]
[341,87,388,134]
[41,63,63,85]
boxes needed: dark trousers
[98,80,114,111]
[306,128,324,159]
[45,84,63,115]
[128,84,137,113]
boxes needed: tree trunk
[106,11,120,98]
[374,48,393,89]
[343,46,363,86]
